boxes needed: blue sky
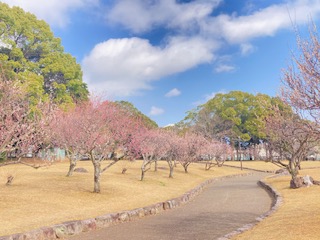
[3,0,320,126]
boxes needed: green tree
[115,101,158,129]
[0,3,89,106]
[181,91,286,160]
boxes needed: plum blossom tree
[132,128,157,181]
[178,133,207,173]
[127,128,168,180]
[164,130,181,178]
[281,24,320,126]
[265,106,318,182]
[203,140,232,170]
[0,71,53,184]
[52,107,88,176]
[53,99,143,192]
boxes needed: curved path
[69,172,272,240]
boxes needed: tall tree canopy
[181,91,287,144]
[115,101,158,129]
[0,3,89,107]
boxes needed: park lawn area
[224,160,320,172]
[233,167,320,240]
[224,160,280,171]
[0,159,246,236]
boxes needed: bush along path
[68,172,273,240]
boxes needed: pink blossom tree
[132,128,157,181]
[0,72,53,184]
[203,140,232,170]
[127,128,168,180]
[163,130,181,178]
[52,99,142,192]
[178,133,207,173]
[281,24,320,132]
[265,106,318,184]
[52,107,88,176]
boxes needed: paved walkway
[69,172,272,240]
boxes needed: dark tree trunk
[183,163,189,173]
[140,170,145,181]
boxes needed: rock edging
[0,173,253,240]
[217,178,282,240]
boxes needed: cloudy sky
[3,0,320,126]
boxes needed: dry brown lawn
[225,160,320,172]
[233,166,320,240]
[224,160,280,171]
[0,160,245,236]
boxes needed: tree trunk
[140,158,149,181]
[141,162,146,181]
[67,160,77,176]
[140,170,145,181]
[288,158,299,180]
[6,175,14,185]
[205,162,210,170]
[93,161,101,193]
[167,160,174,178]
[154,160,158,172]
[174,160,177,167]
[169,166,174,178]
[183,163,189,173]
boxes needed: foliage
[181,91,290,151]
[115,101,158,129]
[0,3,89,107]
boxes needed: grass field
[225,160,320,172]
[233,164,320,240]
[224,160,280,171]
[0,159,246,236]
[2,159,320,238]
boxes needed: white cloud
[82,37,216,97]
[163,123,175,128]
[100,1,320,97]
[150,106,164,116]
[193,90,227,106]
[107,0,222,33]
[240,43,256,56]
[215,64,235,73]
[1,0,99,28]
[11,0,320,97]
[204,0,320,44]
[204,90,227,101]
[108,0,320,44]
[165,88,181,98]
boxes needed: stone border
[217,177,282,240]
[0,173,253,240]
